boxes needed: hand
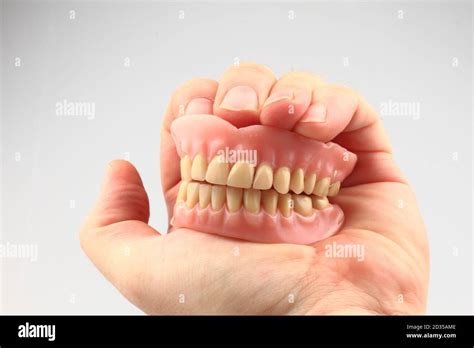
[80,63,429,314]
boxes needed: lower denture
[170,114,357,245]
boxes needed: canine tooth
[227,162,255,189]
[226,187,243,212]
[312,195,329,210]
[289,168,304,194]
[211,186,226,210]
[244,189,261,214]
[205,156,230,185]
[198,183,212,208]
[252,162,273,190]
[262,190,278,215]
[327,181,341,197]
[186,182,199,208]
[303,173,317,195]
[273,167,290,194]
[278,193,293,217]
[176,181,188,203]
[191,154,207,181]
[180,155,192,181]
[293,195,313,217]
[313,177,330,197]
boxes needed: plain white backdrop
[1,0,472,314]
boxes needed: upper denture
[171,114,357,190]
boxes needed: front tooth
[227,162,255,189]
[289,168,304,194]
[327,181,341,197]
[176,181,188,203]
[198,183,211,208]
[312,195,329,210]
[252,163,273,190]
[244,189,261,214]
[226,187,243,212]
[180,155,192,181]
[313,177,330,197]
[278,193,293,217]
[191,154,207,181]
[293,194,313,217]
[273,167,290,194]
[262,189,278,215]
[303,173,317,194]
[205,156,230,185]
[211,186,226,211]
[186,182,199,208]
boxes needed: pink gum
[171,114,357,182]
[172,202,344,245]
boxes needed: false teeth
[170,114,357,245]
[273,167,291,194]
[227,162,255,189]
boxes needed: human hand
[80,63,429,314]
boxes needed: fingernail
[185,97,213,115]
[263,90,294,107]
[299,104,327,123]
[220,86,258,111]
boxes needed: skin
[80,62,429,314]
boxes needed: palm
[140,171,427,314]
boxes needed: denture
[170,114,357,245]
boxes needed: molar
[327,181,341,197]
[293,194,313,217]
[312,195,329,210]
[313,177,330,197]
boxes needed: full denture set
[170,115,357,245]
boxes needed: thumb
[82,160,150,230]
[80,160,161,305]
